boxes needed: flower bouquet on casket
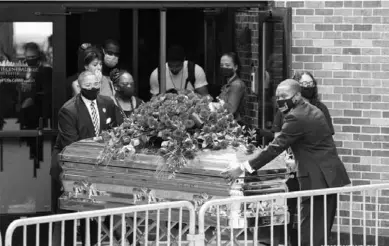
[85,89,290,227]
[97,90,259,179]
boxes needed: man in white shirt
[149,45,209,96]
[51,70,118,246]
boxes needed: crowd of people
[47,39,350,246]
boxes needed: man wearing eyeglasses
[149,45,209,96]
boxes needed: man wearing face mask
[222,79,350,246]
[149,45,209,96]
[100,39,122,98]
[50,71,118,246]
[253,71,335,246]
[256,73,334,145]
[18,42,53,161]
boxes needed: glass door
[0,3,66,218]
[257,7,292,145]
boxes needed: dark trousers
[300,194,337,246]
[286,175,299,246]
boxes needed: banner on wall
[0,61,38,84]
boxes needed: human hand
[21,97,34,108]
[221,166,243,183]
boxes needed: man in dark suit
[50,70,118,246]
[223,79,351,246]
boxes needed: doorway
[64,8,230,102]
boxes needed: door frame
[257,6,292,133]
[0,3,67,129]
[0,3,66,215]
[63,1,268,94]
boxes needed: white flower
[130,138,140,147]
[208,102,216,112]
[102,108,106,113]
[123,144,136,155]
[106,117,111,124]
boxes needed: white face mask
[104,54,119,68]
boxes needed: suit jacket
[272,100,334,135]
[249,100,350,191]
[50,94,118,179]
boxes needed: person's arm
[57,107,79,149]
[316,101,335,135]
[195,86,209,96]
[193,64,209,96]
[110,100,121,127]
[149,69,160,96]
[256,128,275,139]
[71,80,80,96]
[225,81,245,115]
[247,113,304,171]
[256,110,284,141]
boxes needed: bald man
[50,71,118,246]
[223,79,350,246]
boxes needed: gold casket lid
[59,138,289,178]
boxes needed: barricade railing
[5,201,196,246]
[197,183,389,246]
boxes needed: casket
[58,139,290,228]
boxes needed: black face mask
[220,67,234,78]
[26,58,39,67]
[166,88,178,94]
[301,87,315,99]
[277,96,296,114]
[117,86,134,98]
[81,88,99,100]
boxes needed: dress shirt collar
[81,94,97,106]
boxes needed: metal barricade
[197,183,389,246]
[5,201,196,246]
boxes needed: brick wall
[235,10,260,127]
[235,10,285,129]
[236,0,389,238]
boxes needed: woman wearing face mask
[110,68,143,125]
[292,71,334,133]
[71,45,104,96]
[214,52,247,125]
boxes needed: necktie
[90,101,99,137]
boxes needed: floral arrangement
[98,90,257,179]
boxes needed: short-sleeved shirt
[149,60,208,95]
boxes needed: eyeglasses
[299,80,315,87]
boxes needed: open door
[0,1,66,222]
[203,8,236,100]
[257,7,292,144]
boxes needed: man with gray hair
[223,79,350,246]
[50,70,118,246]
